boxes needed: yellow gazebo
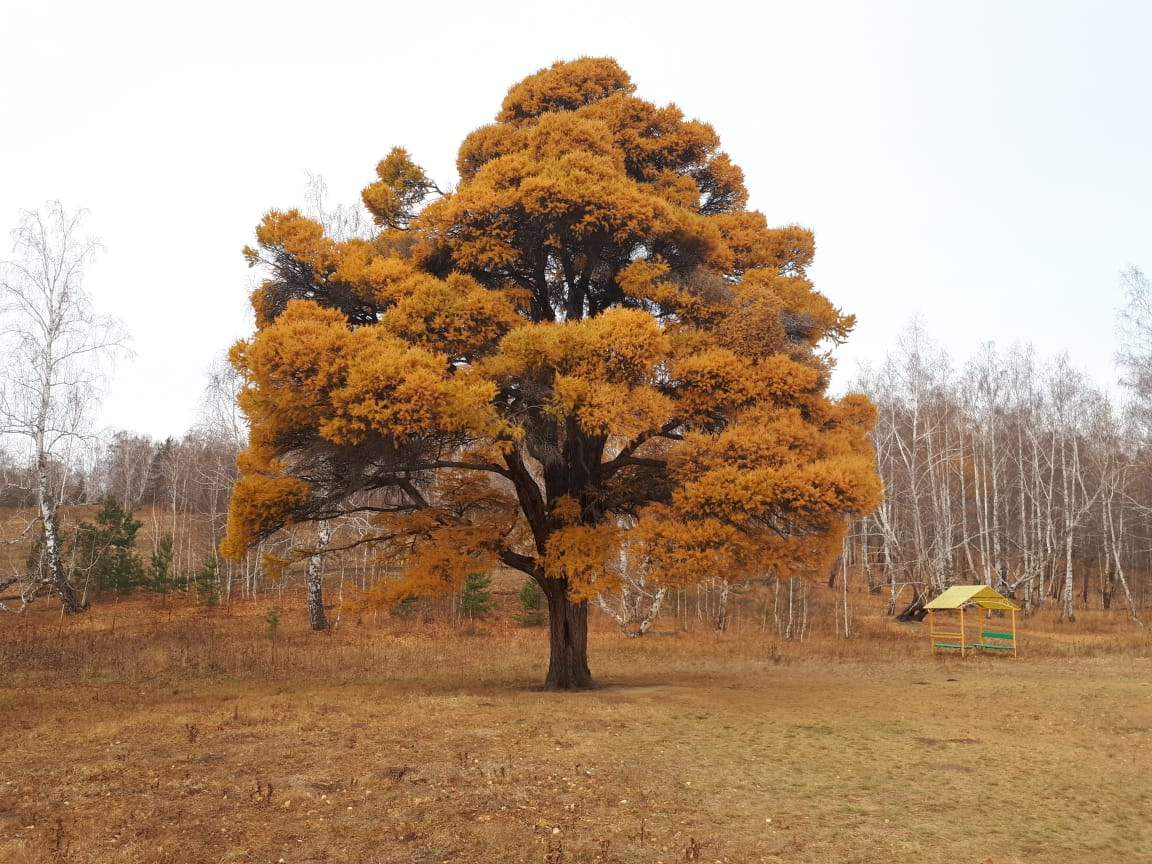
[925,585,1020,657]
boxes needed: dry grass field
[1,588,1150,864]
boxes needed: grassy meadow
[0,582,1150,864]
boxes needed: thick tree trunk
[306,519,331,631]
[542,579,592,690]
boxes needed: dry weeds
[0,593,1150,863]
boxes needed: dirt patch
[0,598,1150,863]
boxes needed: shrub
[515,578,545,627]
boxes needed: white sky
[3,0,1149,439]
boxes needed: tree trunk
[714,578,731,633]
[306,519,331,631]
[1060,527,1076,622]
[1104,494,1144,627]
[38,454,85,614]
[596,584,666,637]
[542,579,592,690]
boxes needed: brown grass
[1,590,1150,864]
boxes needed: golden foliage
[221,469,310,560]
[544,522,624,601]
[224,57,882,623]
[245,209,339,274]
[497,57,635,123]
[361,147,438,229]
[383,271,523,359]
[232,300,503,451]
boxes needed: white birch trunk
[307,519,331,631]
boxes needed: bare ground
[1,596,1150,863]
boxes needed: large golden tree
[224,58,881,689]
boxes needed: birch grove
[848,323,1151,622]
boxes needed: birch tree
[595,538,668,637]
[1044,356,1096,622]
[0,202,128,613]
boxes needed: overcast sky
[3,0,1149,439]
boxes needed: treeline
[0,430,238,514]
[0,426,253,608]
[846,321,1150,623]
[7,324,1152,630]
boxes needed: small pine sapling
[515,579,545,627]
[145,533,177,598]
[196,556,220,607]
[458,571,494,620]
[263,605,281,662]
[73,498,144,594]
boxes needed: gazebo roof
[924,585,1020,611]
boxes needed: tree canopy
[223,57,882,689]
